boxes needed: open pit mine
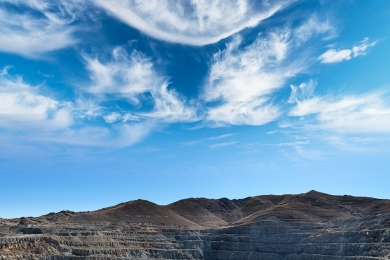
[1,190,390,259]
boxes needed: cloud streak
[202,17,333,126]
[83,47,157,104]
[295,16,335,43]
[318,38,376,64]
[208,133,236,140]
[0,70,73,130]
[288,80,316,104]
[94,0,294,46]
[28,123,153,148]
[209,141,238,149]
[0,0,84,57]
[0,67,153,148]
[83,46,198,123]
[289,92,390,134]
[203,30,294,126]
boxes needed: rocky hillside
[1,191,390,259]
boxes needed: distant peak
[306,190,323,195]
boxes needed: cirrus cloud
[83,46,198,123]
[289,92,390,134]
[93,0,294,46]
[0,68,73,130]
[203,31,294,126]
[0,0,86,57]
[318,38,376,64]
[0,66,153,148]
[202,16,334,126]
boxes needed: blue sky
[1,0,390,218]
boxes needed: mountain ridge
[3,190,390,229]
[2,190,390,259]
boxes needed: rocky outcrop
[1,191,390,259]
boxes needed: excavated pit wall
[1,216,390,259]
[199,219,390,260]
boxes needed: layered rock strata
[1,191,390,259]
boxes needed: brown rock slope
[2,190,390,260]
[167,190,390,227]
[67,199,201,228]
[15,190,390,228]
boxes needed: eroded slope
[1,191,390,259]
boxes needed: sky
[1,0,390,218]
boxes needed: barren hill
[9,190,390,229]
[1,191,390,259]
[167,190,390,227]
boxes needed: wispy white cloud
[324,135,374,153]
[122,113,140,122]
[263,140,310,147]
[184,140,202,146]
[208,133,236,140]
[28,123,152,148]
[93,0,294,46]
[238,138,310,153]
[289,92,390,134]
[294,16,335,43]
[140,83,198,123]
[103,112,121,124]
[206,100,280,126]
[283,80,390,155]
[203,31,295,126]
[209,141,237,149]
[0,42,200,148]
[318,38,376,64]
[281,144,326,163]
[184,133,236,146]
[294,145,324,161]
[0,67,152,148]
[83,47,156,104]
[202,16,334,126]
[288,80,316,104]
[0,0,84,57]
[1,65,12,76]
[73,98,102,120]
[0,70,73,130]
[103,112,139,123]
[84,46,198,123]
